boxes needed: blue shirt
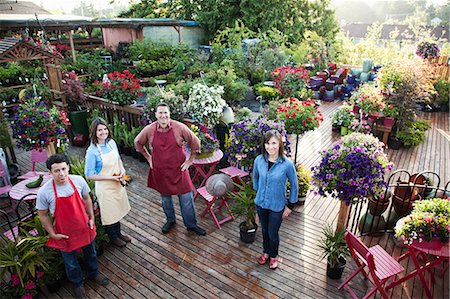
[84,139,119,176]
[253,154,298,212]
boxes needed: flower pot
[340,126,348,136]
[383,117,396,127]
[411,238,446,250]
[388,137,403,150]
[368,197,390,216]
[353,105,360,114]
[332,124,340,132]
[393,183,419,217]
[69,110,89,135]
[239,222,258,244]
[326,256,346,279]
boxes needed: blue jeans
[104,221,121,241]
[60,241,98,287]
[256,205,284,258]
[161,192,197,228]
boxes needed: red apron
[147,128,194,195]
[47,178,96,252]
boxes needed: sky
[27,0,130,14]
[26,0,449,15]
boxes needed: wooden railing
[85,95,144,129]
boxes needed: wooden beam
[68,30,76,63]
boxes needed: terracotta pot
[368,197,390,216]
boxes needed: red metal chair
[338,230,405,299]
[17,150,48,180]
[0,160,13,209]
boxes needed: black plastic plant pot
[46,279,62,293]
[326,256,347,279]
[388,137,402,150]
[239,223,258,244]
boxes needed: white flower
[187,83,226,127]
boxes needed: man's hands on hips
[181,160,192,171]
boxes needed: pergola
[0,37,65,163]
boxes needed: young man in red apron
[37,154,109,299]
[135,103,206,236]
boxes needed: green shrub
[434,79,450,105]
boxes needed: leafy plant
[271,66,309,98]
[187,83,226,127]
[395,120,431,148]
[319,224,350,269]
[99,70,142,106]
[416,41,440,59]
[297,164,312,197]
[143,86,187,122]
[61,71,87,111]
[331,103,356,127]
[255,85,280,102]
[228,177,257,231]
[433,79,450,105]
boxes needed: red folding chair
[338,231,405,299]
[18,150,48,180]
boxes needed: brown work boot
[89,273,110,286]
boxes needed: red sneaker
[258,253,269,265]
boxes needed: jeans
[104,222,121,241]
[256,205,284,258]
[161,192,197,228]
[60,241,98,287]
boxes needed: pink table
[10,174,51,202]
[191,150,223,189]
[387,240,449,298]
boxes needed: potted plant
[190,124,220,158]
[187,83,226,128]
[353,83,385,118]
[331,104,355,134]
[382,103,399,127]
[296,164,312,205]
[275,98,323,135]
[61,71,89,138]
[395,197,450,249]
[228,178,258,243]
[10,97,70,153]
[416,41,440,60]
[143,87,187,122]
[0,237,48,298]
[319,224,350,279]
[226,117,290,170]
[99,70,142,106]
[311,133,393,229]
[271,65,309,99]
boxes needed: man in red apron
[135,102,206,236]
[37,154,109,299]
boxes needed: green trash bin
[69,110,89,135]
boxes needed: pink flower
[25,280,36,290]
[10,273,20,286]
[36,271,44,278]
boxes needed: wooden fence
[86,95,144,129]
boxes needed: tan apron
[96,143,131,225]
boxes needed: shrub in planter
[331,103,356,128]
[395,120,431,148]
[271,66,309,99]
[275,98,323,135]
[319,224,350,279]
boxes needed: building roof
[0,37,62,62]
[0,0,50,15]
[342,23,449,42]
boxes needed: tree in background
[118,0,339,43]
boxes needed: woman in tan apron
[85,118,131,247]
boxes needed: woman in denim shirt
[253,130,298,269]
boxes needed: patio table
[9,174,51,208]
[191,149,223,190]
[386,240,449,298]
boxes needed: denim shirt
[253,154,298,212]
[85,139,119,176]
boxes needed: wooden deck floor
[10,101,449,298]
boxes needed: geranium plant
[227,117,290,169]
[395,197,450,244]
[276,98,323,135]
[271,66,309,98]
[61,71,87,111]
[187,83,226,128]
[99,70,141,105]
[190,124,219,158]
[331,104,356,127]
[348,119,371,134]
[311,133,393,206]
[352,83,385,115]
[10,97,69,151]
[382,103,399,118]
[416,41,440,60]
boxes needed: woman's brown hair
[89,117,111,145]
[261,130,285,159]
